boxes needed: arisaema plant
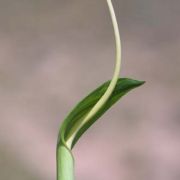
[56,0,145,180]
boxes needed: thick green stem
[57,146,74,180]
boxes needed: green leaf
[56,77,144,180]
[57,78,145,149]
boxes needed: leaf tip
[125,78,145,87]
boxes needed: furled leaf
[57,78,145,149]
[56,77,144,180]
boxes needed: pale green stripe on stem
[66,0,121,149]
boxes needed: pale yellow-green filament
[66,0,121,148]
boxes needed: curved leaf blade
[57,78,145,149]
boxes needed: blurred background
[0,0,180,180]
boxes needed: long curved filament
[66,0,121,148]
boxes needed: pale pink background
[0,0,180,180]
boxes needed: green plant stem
[57,0,121,179]
[57,146,74,180]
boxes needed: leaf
[56,77,145,180]
[57,78,145,149]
